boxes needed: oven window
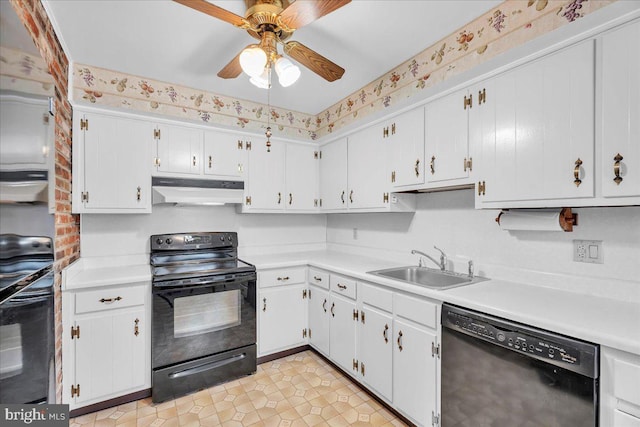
[173,290,241,338]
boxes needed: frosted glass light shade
[239,46,267,78]
[275,57,300,87]
[249,68,270,89]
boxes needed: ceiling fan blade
[173,0,247,27]
[217,49,245,79]
[279,0,351,30]
[284,41,345,82]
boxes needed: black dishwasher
[441,304,599,427]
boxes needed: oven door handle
[167,353,247,379]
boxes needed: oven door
[152,272,256,369]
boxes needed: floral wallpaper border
[70,0,615,141]
[0,46,55,96]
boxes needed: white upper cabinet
[244,139,286,210]
[425,89,471,185]
[72,111,152,213]
[154,123,203,176]
[203,130,244,180]
[0,95,51,169]
[319,138,348,211]
[476,40,595,206]
[387,108,425,188]
[285,143,319,211]
[601,20,640,198]
[348,125,389,209]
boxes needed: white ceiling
[44,0,502,115]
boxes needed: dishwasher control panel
[442,304,598,378]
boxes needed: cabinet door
[80,113,152,212]
[601,20,640,197]
[74,308,146,405]
[156,124,203,175]
[359,307,393,401]
[348,126,388,209]
[393,319,437,427]
[258,285,306,356]
[203,130,243,179]
[425,89,469,184]
[319,138,348,210]
[329,294,357,374]
[308,286,330,356]
[245,139,286,210]
[285,143,318,211]
[388,108,425,188]
[0,96,50,167]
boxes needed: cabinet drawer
[361,283,392,313]
[308,268,329,290]
[614,358,640,407]
[614,411,640,427]
[259,267,306,288]
[394,293,438,329]
[75,284,146,314]
[330,275,356,300]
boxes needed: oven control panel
[442,304,599,378]
[151,232,237,250]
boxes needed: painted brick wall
[10,0,80,403]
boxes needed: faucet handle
[433,245,447,270]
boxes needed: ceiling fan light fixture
[274,56,301,87]
[249,67,270,89]
[239,45,268,78]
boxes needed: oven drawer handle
[168,353,246,379]
[277,276,290,281]
[397,330,403,351]
[262,298,267,312]
[99,296,122,304]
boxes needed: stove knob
[227,235,232,241]
[156,238,164,245]
[220,236,225,241]
[166,238,173,245]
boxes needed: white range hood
[0,171,48,203]
[151,177,244,206]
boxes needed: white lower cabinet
[329,293,357,374]
[359,305,393,401]
[308,268,330,356]
[62,283,150,410]
[257,267,308,356]
[601,347,640,426]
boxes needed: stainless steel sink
[367,266,487,290]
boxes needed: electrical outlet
[573,240,603,264]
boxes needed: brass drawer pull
[208,155,212,169]
[277,276,290,281]
[383,324,389,343]
[430,156,435,175]
[337,284,347,290]
[397,330,403,351]
[614,153,623,185]
[99,296,122,304]
[289,193,293,205]
[192,156,197,166]
[134,318,139,336]
[322,298,327,313]
[573,158,583,187]
[313,276,322,282]
[262,298,267,312]
[331,302,335,317]
[349,190,354,203]
[278,192,282,204]
[341,191,345,204]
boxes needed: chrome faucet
[411,246,447,271]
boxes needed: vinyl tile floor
[69,350,409,427]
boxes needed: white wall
[326,190,640,284]
[0,204,55,238]
[80,204,327,258]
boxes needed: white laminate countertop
[246,250,640,356]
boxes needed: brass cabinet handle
[322,298,327,313]
[313,276,322,282]
[99,296,122,304]
[573,158,583,187]
[383,324,389,343]
[136,186,141,201]
[134,318,139,336]
[289,193,293,205]
[349,190,354,203]
[192,156,197,166]
[278,192,282,204]
[262,298,267,312]
[430,156,435,175]
[208,155,212,169]
[277,276,290,281]
[331,302,335,317]
[415,159,420,177]
[614,153,624,185]
[397,330,403,351]
[341,191,345,204]
[337,284,347,290]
